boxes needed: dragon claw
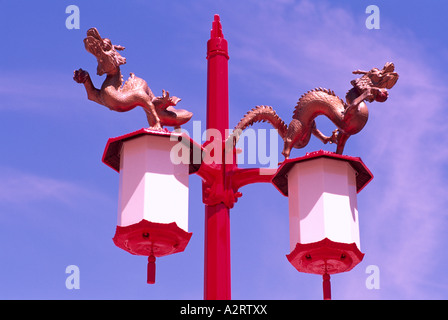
[73,68,89,83]
[328,129,339,144]
[149,123,163,131]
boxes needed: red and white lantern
[272,150,373,299]
[102,128,201,284]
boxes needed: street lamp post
[199,14,275,300]
[75,14,399,300]
[203,15,232,300]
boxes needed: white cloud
[0,71,84,113]
[0,166,110,208]
[357,63,448,298]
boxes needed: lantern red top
[102,128,203,174]
[272,150,373,196]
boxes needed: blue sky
[0,0,447,299]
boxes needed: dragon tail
[293,88,347,119]
[230,105,288,144]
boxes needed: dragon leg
[335,132,350,154]
[282,119,302,159]
[311,121,337,144]
[142,99,162,130]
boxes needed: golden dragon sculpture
[230,62,398,158]
[73,28,193,130]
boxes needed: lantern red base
[113,219,192,257]
[113,220,192,284]
[286,238,364,275]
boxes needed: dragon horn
[114,45,125,51]
[86,27,102,40]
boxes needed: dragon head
[352,62,399,103]
[84,28,126,76]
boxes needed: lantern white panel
[117,135,189,231]
[288,158,360,251]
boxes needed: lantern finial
[211,14,224,38]
[322,272,331,300]
[147,255,156,284]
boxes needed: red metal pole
[203,14,231,300]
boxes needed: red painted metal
[203,203,231,299]
[322,273,331,300]
[286,238,364,275]
[201,14,280,300]
[203,14,232,300]
[113,220,192,259]
[147,255,156,284]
